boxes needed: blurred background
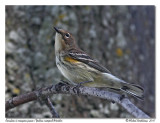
[5,6,155,118]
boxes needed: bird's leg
[60,80,71,85]
[73,80,93,95]
[78,80,93,86]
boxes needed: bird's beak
[54,27,61,33]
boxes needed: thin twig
[5,82,150,118]
[44,97,60,118]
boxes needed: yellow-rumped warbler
[54,27,144,100]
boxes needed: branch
[44,97,60,118]
[5,82,150,118]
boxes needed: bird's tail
[120,83,144,100]
[101,73,144,100]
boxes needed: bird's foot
[73,80,92,95]
[55,82,65,92]
[55,80,71,92]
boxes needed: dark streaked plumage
[68,48,111,73]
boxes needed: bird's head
[54,27,77,52]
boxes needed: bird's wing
[67,48,111,73]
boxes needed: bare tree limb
[5,82,150,118]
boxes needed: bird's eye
[65,33,70,38]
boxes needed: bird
[54,27,144,100]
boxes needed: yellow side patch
[64,57,79,63]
